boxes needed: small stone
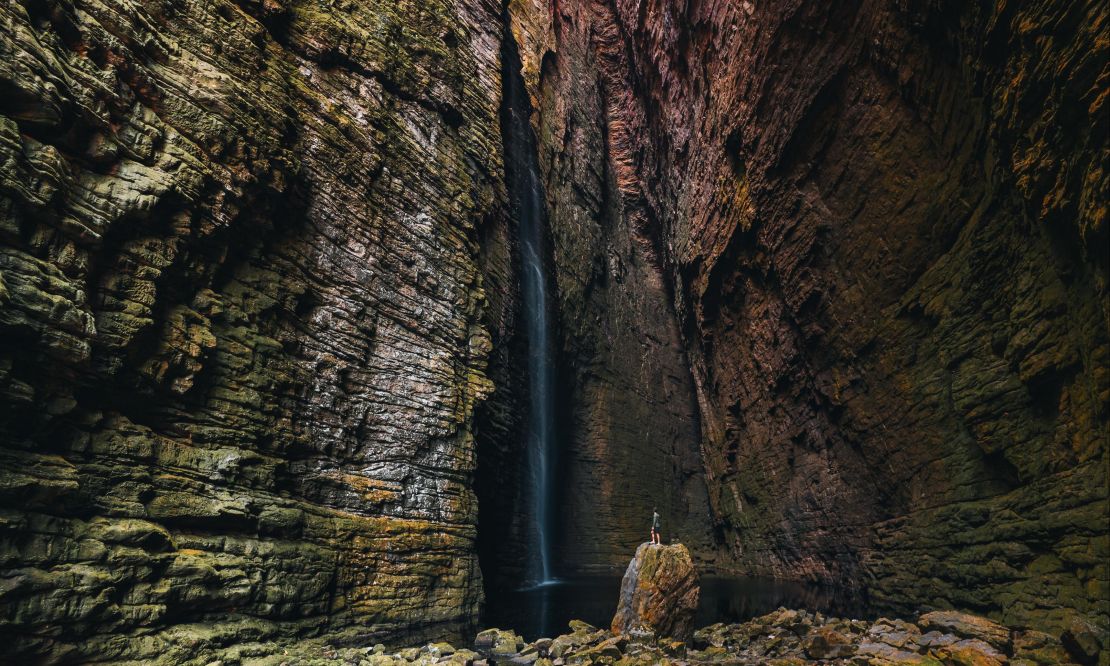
[425,643,455,657]
[397,647,422,660]
[917,611,1011,654]
[1012,630,1073,665]
[532,638,553,656]
[658,639,685,657]
[804,626,856,659]
[918,631,959,648]
[1061,614,1104,665]
[474,628,524,658]
[446,650,479,665]
[549,639,571,659]
[856,640,939,664]
[935,639,1007,666]
[575,638,623,662]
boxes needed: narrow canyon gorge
[0,0,1106,663]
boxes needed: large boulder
[610,543,700,640]
[474,628,525,659]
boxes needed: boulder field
[229,608,1103,666]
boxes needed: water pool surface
[483,575,872,641]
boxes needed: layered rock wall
[474,2,723,584]
[2,0,1107,658]
[537,48,721,575]
[507,0,723,577]
[521,0,1108,635]
[473,16,542,590]
[0,0,509,660]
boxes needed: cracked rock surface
[611,543,699,642]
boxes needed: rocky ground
[230,607,1104,666]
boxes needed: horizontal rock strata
[509,0,726,577]
[518,0,1109,638]
[0,0,511,660]
[2,0,1107,660]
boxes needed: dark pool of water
[483,575,873,642]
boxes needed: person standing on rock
[651,507,662,545]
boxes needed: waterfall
[521,169,554,584]
[501,24,555,585]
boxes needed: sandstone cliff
[520,0,1108,636]
[0,0,509,659]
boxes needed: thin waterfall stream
[501,23,556,586]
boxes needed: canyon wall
[512,1,722,576]
[478,9,724,587]
[2,0,1107,660]
[0,0,509,660]
[522,0,1108,637]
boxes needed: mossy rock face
[0,0,506,660]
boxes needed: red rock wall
[522,0,1108,633]
[509,0,724,576]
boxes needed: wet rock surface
[503,0,723,578]
[611,543,700,641]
